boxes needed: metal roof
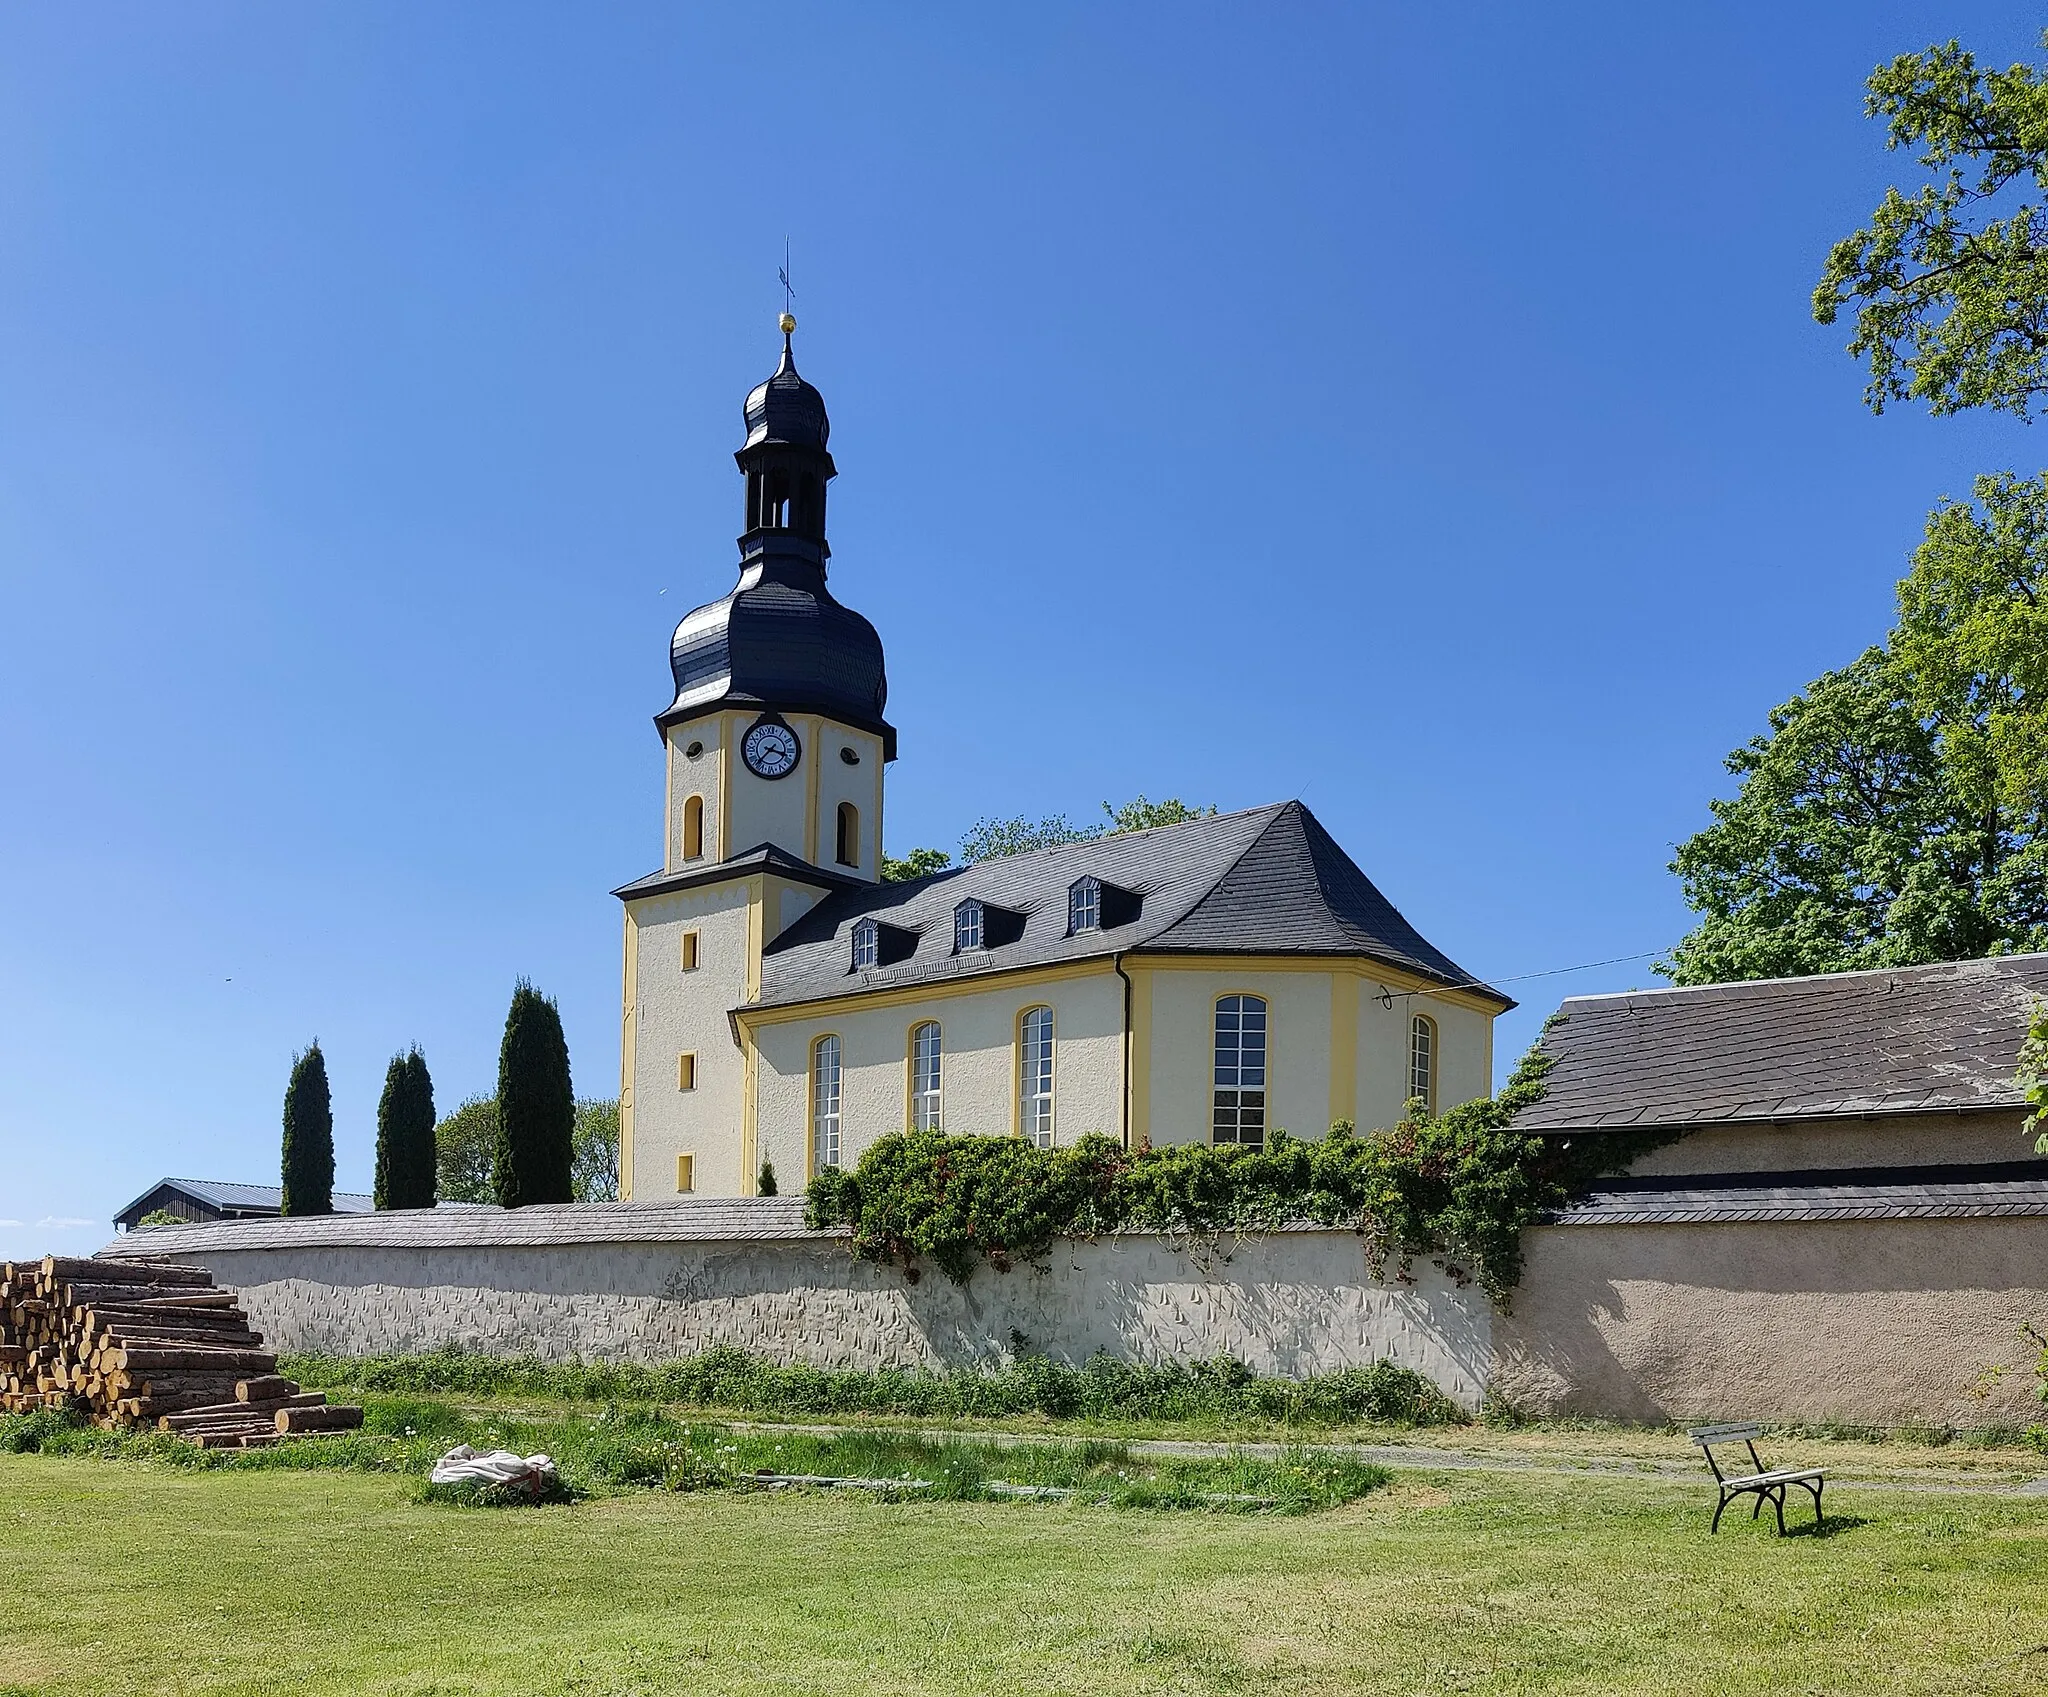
[1552,1162,2048,1226]
[113,1177,375,1223]
[748,801,1507,1012]
[744,336,829,450]
[1514,953,2048,1133]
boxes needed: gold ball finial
[779,312,797,334]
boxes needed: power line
[1375,949,1664,1008]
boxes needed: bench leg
[1804,1479,1824,1530]
[1772,1486,1786,1536]
[1711,1491,1730,1534]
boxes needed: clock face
[742,719,800,779]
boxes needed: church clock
[742,717,801,779]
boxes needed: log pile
[1,1256,362,1448]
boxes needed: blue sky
[0,3,2038,1255]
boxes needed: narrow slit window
[676,1153,695,1193]
[910,1022,942,1132]
[836,802,859,867]
[677,1053,696,1091]
[682,795,704,861]
[954,898,984,952]
[680,931,700,972]
[851,918,879,971]
[1409,1014,1436,1111]
[1019,1006,1054,1149]
[812,1035,842,1170]
[1212,994,1267,1147]
[1068,876,1101,934]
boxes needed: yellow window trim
[676,1152,695,1193]
[681,930,700,972]
[677,1052,697,1091]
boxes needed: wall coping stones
[95,1195,829,1257]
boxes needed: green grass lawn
[5,1451,2048,1695]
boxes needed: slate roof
[101,1196,825,1256]
[113,1177,375,1226]
[1552,1162,2048,1226]
[612,842,869,904]
[1514,953,2048,1133]
[751,800,1508,1011]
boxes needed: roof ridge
[1556,951,2048,1009]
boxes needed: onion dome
[743,321,830,451]
[656,316,895,758]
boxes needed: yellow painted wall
[624,878,755,1198]
[750,967,1127,1182]
[1135,960,1499,1145]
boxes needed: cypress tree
[280,1042,335,1217]
[494,980,574,1208]
[374,1045,438,1210]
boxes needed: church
[612,320,1514,1198]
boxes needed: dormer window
[851,918,880,971]
[1068,877,1101,934]
[954,899,985,952]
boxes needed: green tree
[494,981,574,1208]
[572,1097,620,1203]
[960,795,1221,863]
[435,1096,498,1204]
[280,1042,334,1217]
[757,1160,779,1197]
[1816,35,2048,419]
[373,1046,437,1210]
[1101,795,1217,833]
[881,846,952,882]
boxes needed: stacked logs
[0,1256,362,1448]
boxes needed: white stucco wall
[627,880,753,1199]
[752,969,1128,1183]
[664,718,726,873]
[808,720,885,878]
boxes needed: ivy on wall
[805,1031,1689,1304]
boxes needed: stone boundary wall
[100,1197,2048,1425]
[103,1201,1494,1408]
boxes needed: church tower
[655,315,895,879]
[615,317,896,1199]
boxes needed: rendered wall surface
[751,970,1128,1185]
[1493,1215,2048,1426]
[149,1229,1494,1408]
[115,1204,2048,1427]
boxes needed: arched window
[910,1022,942,1131]
[836,802,859,867]
[1212,994,1267,1147]
[851,918,879,971]
[1409,1013,1437,1111]
[954,898,984,952]
[682,795,704,861]
[1019,1006,1054,1148]
[1068,876,1101,934]
[811,1035,842,1170]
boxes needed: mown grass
[0,1396,1387,1514]
[4,1446,2048,1695]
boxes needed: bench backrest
[1688,1423,1765,1482]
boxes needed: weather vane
[778,241,796,335]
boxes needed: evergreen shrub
[374,1046,437,1211]
[280,1041,335,1217]
[495,982,574,1208]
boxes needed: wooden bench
[1689,1424,1825,1534]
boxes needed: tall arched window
[812,1035,842,1171]
[682,795,704,861]
[836,802,859,867]
[1409,1014,1437,1111]
[1212,994,1268,1147]
[910,1022,942,1131]
[1019,1006,1054,1148]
